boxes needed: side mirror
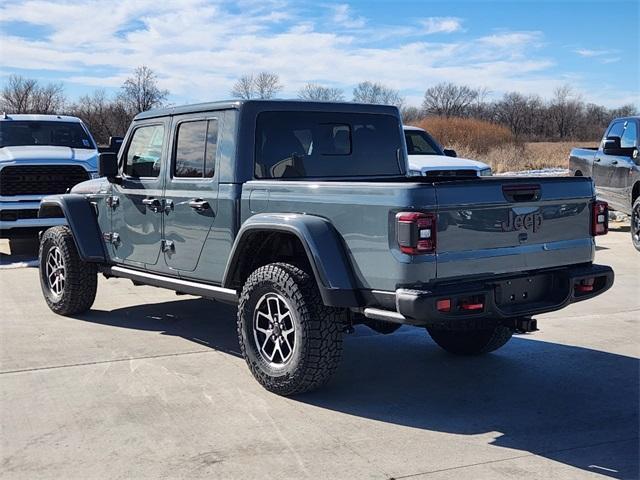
[443,148,457,158]
[98,152,119,181]
[108,136,123,153]
[603,136,621,155]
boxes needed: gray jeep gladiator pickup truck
[37,100,614,395]
[569,116,640,251]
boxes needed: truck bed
[241,176,596,292]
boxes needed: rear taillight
[396,212,437,254]
[591,201,608,236]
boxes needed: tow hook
[504,317,538,333]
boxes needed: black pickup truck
[570,116,640,251]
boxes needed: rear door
[162,114,220,273]
[433,177,594,279]
[607,120,638,211]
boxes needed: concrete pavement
[1,227,638,479]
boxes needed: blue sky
[0,0,638,108]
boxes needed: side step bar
[107,266,238,303]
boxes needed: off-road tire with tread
[237,262,344,396]
[631,196,640,252]
[426,324,513,355]
[39,226,97,315]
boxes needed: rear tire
[631,197,640,252]
[237,262,344,396]
[426,324,513,355]
[39,226,97,315]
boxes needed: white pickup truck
[0,114,100,241]
[404,125,492,177]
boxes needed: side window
[124,124,165,178]
[174,119,218,178]
[621,121,638,148]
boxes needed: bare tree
[230,74,256,99]
[69,89,131,144]
[298,83,344,101]
[400,106,423,123]
[422,82,479,117]
[231,72,283,100]
[352,81,404,107]
[493,92,543,140]
[548,85,583,139]
[254,72,282,99]
[1,75,65,114]
[118,66,168,115]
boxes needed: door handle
[594,158,601,162]
[188,198,209,210]
[141,197,161,211]
[611,160,618,165]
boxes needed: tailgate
[434,177,595,280]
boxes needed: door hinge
[161,239,175,253]
[106,195,119,208]
[103,232,121,245]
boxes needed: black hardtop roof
[134,99,400,120]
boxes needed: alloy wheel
[253,292,296,367]
[45,246,66,297]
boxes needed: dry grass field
[450,141,599,173]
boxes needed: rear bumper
[363,263,614,326]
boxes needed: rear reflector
[397,212,437,254]
[460,302,484,311]
[436,299,451,312]
[575,278,595,293]
[591,201,608,236]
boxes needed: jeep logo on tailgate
[501,211,543,232]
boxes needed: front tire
[426,324,513,355]
[631,197,640,252]
[237,263,344,396]
[39,226,97,315]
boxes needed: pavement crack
[0,349,214,375]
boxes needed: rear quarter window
[255,111,403,178]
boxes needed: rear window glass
[174,119,218,178]
[0,121,94,149]
[255,112,403,178]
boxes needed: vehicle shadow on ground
[76,297,639,479]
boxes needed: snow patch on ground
[497,168,570,177]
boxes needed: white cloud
[419,17,463,35]
[0,0,634,108]
[575,48,611,57]
[330,4,366,29]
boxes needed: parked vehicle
[569,117,640,251]
[0,114,99,241]
[404,125,492,177]
[38,100,613,395]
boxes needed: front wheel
[237,263,344,396]
[631,197,640,252]
[426,324,513,355]
[39,226,97,315]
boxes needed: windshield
[255,111,403,178]
[0,121,95,149]
[404,129,443,156]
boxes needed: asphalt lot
[1,227,638,480]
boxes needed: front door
[162,115,220,273]
[110,121,168,267]
[593,120,625,196]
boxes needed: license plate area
[494,273,555,307]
